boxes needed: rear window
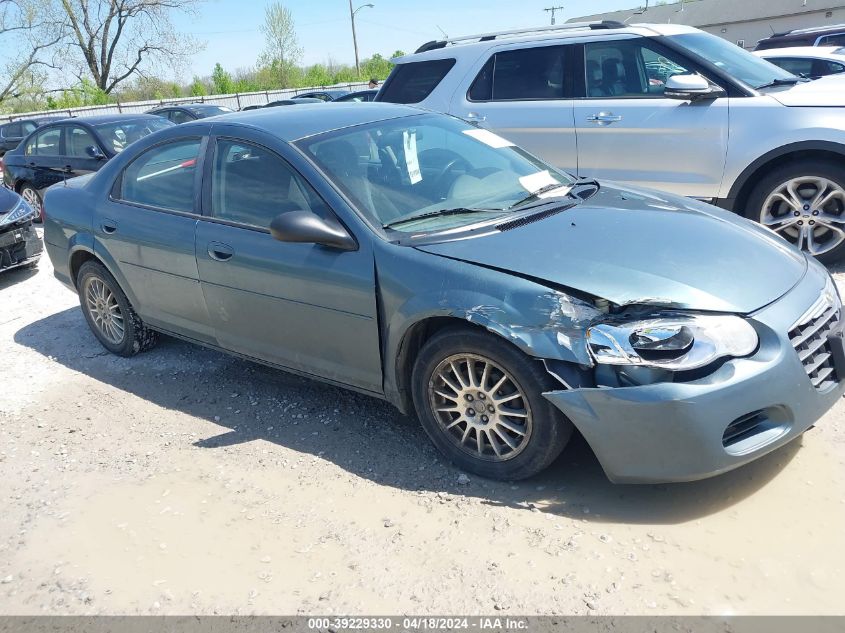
[379,58,456,104]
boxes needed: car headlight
[586,313,758,371]
[0,198,36,227]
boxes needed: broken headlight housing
[0,198,37,228]
[586,313,758,372]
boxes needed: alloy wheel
[84,277,125,345]
[427,353,533,462]
[760,176,845,256]
[20,187,42,217]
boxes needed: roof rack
[413,20,627,54]
[782,23,845,36]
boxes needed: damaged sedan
[42,104,845,482]
[0,187,41,273]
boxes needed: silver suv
[378,21,845,262]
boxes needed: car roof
[296,89,349,97]
[396,22,700,63]
[65,113,164,125]
[185,102,422,141]
[755,46,845,58]
[0,115,68,127]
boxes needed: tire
[19,184,43,223]
[744,160,845,264]
[411,327,573,480]
[76,260,157,357]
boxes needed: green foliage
[46,79,110,110]
[212,63,234,95]
[189,76,208,97]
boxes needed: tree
[57,0,205,94]
[189,76,206,97]
[211,62,233,95]
[0,0,62,105]
[258,2,301,87]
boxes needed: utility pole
[543,6,565,25]
[349,1,375,78]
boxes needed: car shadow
[0,264,39,290]
[15,307,802,525]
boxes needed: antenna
[435,24,448,39]
[543,6,565,25]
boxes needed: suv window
[584,40,691,98]
[211,139,330,228]
[469,46,568,101]
[817,34,845,46]
[120,139,201,213]
[65,126,98,157]
[380,59,456,104]
[2,123,21,137]
[25,127,61,156]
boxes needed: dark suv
[755,24,845,50]
[0,117,66,156]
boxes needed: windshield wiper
[511,178,600,210]
[755,77,804,90]
[510,183,571,209]
[382,207,504,229]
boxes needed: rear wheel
[19,184,42,223]
[76,260,157,357]
[411,328,572,480]
[745,160,845,264]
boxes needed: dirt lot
[1,242,845,616]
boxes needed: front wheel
[744,160,845,264]
[411,328,573,480]
[77,260,157,357]
[19,184,43,223]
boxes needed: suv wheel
[19,184,42,223]
[77,260,157,357]
[411,327,572,480]
[745,160,845,263]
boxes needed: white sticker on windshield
[403,130,422,184]
[462,128,514,148]
[518,170,559,193]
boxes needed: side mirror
[269,210,357,251]
[86,145,106,160]
[664,74,726,101]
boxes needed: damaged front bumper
[0,221,42,273]
[544,265,845,484]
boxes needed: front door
[195,135,382,393]
[450,43,579,175]
[573,38,730,199]
[63,125,106,178]
[94,136,214,342]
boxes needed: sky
[172,0,644,78]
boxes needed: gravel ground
[1,240,844,616]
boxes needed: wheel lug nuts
[813,210,820,216]
[809,220,816,225]
[794,211,801,216]
[467,408,475,416]
[798,220,803,225]
[478,393,486,400]
[481,415,489,423]
[465,394,473,401]
[487,405,495,413]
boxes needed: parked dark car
[756,24,845,50]
[147,103,234,124]
[2,114,173,219]
[292,89,350,101]
[333,90,379,102]
[0,187,41,273]
[0,116,66,156]
[264,98,325,108]
[43,104,844,483]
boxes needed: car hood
[414,185,807,314]
[768,75,845,107]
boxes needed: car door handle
[207,242,234,262]
[100,220,117,234]
[64,165,73,172]
[465,112,487,122]
[587,112,623,124]
[28,162,37,167]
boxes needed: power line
[543,5,565,25]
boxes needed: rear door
[94,136,214,342]
[449,43,579,175]
[22,126,67,191]
[573,37,729,199]
[195,128,382,392]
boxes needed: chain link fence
[0,82,372,123]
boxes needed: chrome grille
[789,288,841,391]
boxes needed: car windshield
[189,105,233,117]
[670,32,799,89]
[94,118,173,153]
[297,114,575,233]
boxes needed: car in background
[147,103,234,124]
[333,89,379,102]
[379,21,845,262]
[0,116,66,156]
[292,89,350,102]
[755,24,845,51]
[0,187,41,273]
[2,114,173,220]
[754,46,845,79]
[264,98,325,108]
[42,103,845,484]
